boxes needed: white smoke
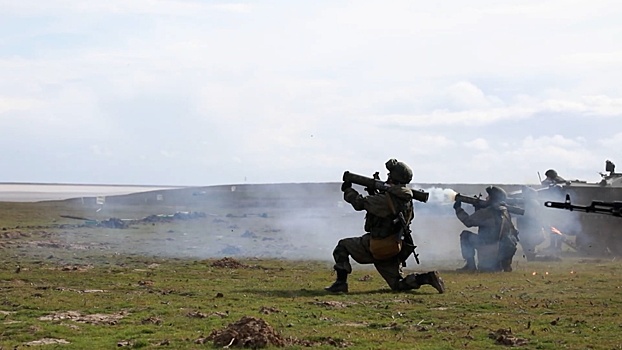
[420,186,458,204]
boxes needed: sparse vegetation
[1,192,622,349]
[2,253,622,349]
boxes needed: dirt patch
[39,310,129,325]
[578,259,606,264]
[24,338,70,346]
[51,265,93,272]
[488,328,529,346]
[259,306,281,314]
[358,274,372,281]
[205,316,287,348]
[54,287,106,294]
[292,337,352,347]
[187,310,228,318]
[312,300,357,308]
[203,316,352,348]
[211,257,247,268]
[1,231,31,239]
[141,316,163,325]
[18,240,105,250]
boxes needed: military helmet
[385,158,413,184]
[486,186,507,202]
[545,169,558,178]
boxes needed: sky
[1,0,622,187]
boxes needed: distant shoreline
[0,182,189,188]
[0,183,184,202]
[0,182,534,203]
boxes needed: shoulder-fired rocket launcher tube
[342,171,429,203]
[454,193,525,216]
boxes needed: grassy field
[2,254,621,349]
[1,190,622,349]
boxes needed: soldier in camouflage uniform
[542,169,567,186]
[325,159,445,294]
[541,169,566,253]
[454,186,518,272]
[516,186,545,261]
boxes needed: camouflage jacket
[455,203,516,244]
[343,185,413,239]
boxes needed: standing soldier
[516,186,546,261]
[541,169,566,253]
[325,159,445,294]
[454,186,518,272]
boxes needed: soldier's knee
[392,279,410,291]
[333,239,349,254]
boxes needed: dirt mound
[211,257,247,268]
[207,316,286,348]
[488,328,529,346]
[205,315,352,348]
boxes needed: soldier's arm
[343,187,366,211]
[344,189,393,217]
[363,193,393,217]
[456,207,490,227]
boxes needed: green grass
[1,197,622,349]
[2,255,622,349]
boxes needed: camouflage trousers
[460,230,517,272]
[518,228,546,261]
[331,233,422,290]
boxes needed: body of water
[0,183,182,202]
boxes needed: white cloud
[213,3,252,13]
[90,145,113,157]
[599,133,622,148]
[377,107,535,127]
[541,96,622,116]
[465,138,489,151]
[0,0,251,16]
[445,81,503,109]
[1,0,621,185]
[0,96,39,114]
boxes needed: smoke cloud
[13,182,603,271]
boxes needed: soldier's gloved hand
[341,181,352,192]
[453,200,462,209]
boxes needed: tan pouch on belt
[370,235,402,260]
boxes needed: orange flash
[551,227,563,236]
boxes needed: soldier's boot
[419,271,445,294]
[456,258,477,272]
[324,269,348,293]
[524,252,536,262]
[501,258,513,272]
[401,271,445,294]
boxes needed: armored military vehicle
[536,160,622,255]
